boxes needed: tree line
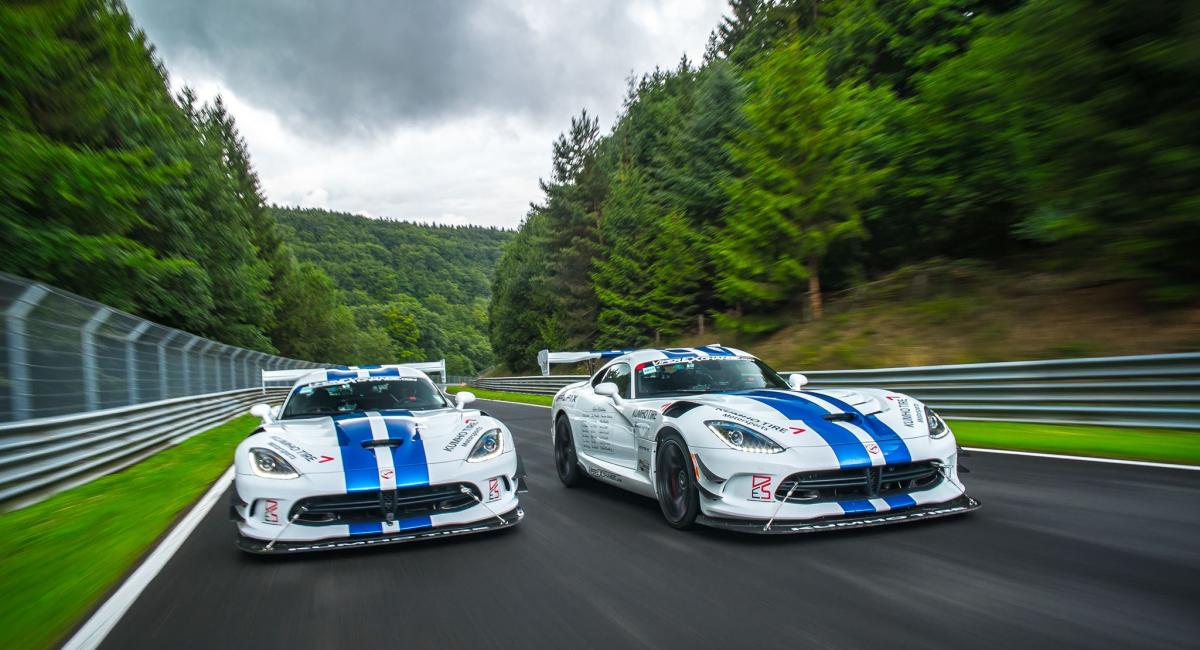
[273,207,512,375]
[0,0,513,371]
[489,0,1199,372]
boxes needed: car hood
[667,388,931,449]
[253,408,492,474]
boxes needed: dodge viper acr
[231,365,523,553]
[547,346,979,533]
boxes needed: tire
[654,431,700,529]
[555,415,584,487]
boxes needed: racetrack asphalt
[98,400,1200,649]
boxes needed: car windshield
[634,357,789,398]
[280,377,448,419]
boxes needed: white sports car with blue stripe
[231,365,523,553]
[547,346,978,533]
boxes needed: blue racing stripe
[378,411,430,488]
[737,390,872,468]
[349,522,382,536]
[326,369,359,381]
[816,392,913,465]
[840,500,876,514]
[396,515,432,531]
[332,415,382,493]
[697,344,734,356]
[882,494,917,510]
[661,348,697,359]
[368,367,400,377]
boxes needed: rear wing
[260,359,447,392]
[538,349,635,376]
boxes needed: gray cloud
[128,0,672,134]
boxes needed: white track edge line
[62,465,235,650]
[474,396,1197,470]
[961,447,1198,471]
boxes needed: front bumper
[237,505,523,553]
[697,494,979,534]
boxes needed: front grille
[775,461,942,503]
[292,482,481,525]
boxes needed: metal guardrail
[470,352,1200,430]
[0,273,320,423]
[473,376,588,395]
[0,387,289,510]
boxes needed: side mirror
[249,403,275,423]
[595,382,621,402]
[788,373,808,390]
[455,391,476,410]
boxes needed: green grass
[449,387,1198,465]
[446,385,553,406]
[949,420,1199,465]
[0,415,256,650]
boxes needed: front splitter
[697,495,979,534]
[236,506,523,554]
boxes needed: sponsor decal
[380,468,394,480]
[894,397,915,428]
[751,475,773,501]
[789,426,806,435]
[318,455,335,463]
[308,376,418,389]
[649,355,754,367]
[488,477,501,501]
[555,393,579,406]
[270,436,319,463]
[263,499,280,524]
[632,409,659,421]
[715,408,790,435]
[637,459,649,473]
[588,466,622,483]
[867,443,880,455]
[443,423,482,452]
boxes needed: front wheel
[654,432,699,529]
[555,415,584,487]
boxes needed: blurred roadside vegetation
[489,0,1200,372]
[0,1,508,371]
[0,416,255,650]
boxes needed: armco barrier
[471,352,1200,430]
[0,387,288,510]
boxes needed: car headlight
[467,428,504,462]
[704,421,784,454]
[249,447,299,479]
[926,406,949,438]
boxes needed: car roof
[603,345,756,369]
[292,364,431,387]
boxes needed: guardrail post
[230,348,244,390]
[124,322,150,406]
[157,331,179,400]
[196,340,215,394]
[81,307,112,412]
[180,337,200,396]
[5,284,48,420]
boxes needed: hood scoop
[821,412,857,422]
[361,438,405,448]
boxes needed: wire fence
[0,273,320,423]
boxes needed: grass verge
[445,386,1197,465]
[949,420,1198,465]
[0,415,256,650]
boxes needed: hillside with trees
[489,0,1200,372]
[0,0,377,363]
[272,207,512,375]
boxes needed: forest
[0,1,507,371]
[273,207,511,375]
[489,0,1200,372]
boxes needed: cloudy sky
[125,0,728,228]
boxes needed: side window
[604,364,632,399]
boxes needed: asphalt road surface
[99,400,1200,649]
